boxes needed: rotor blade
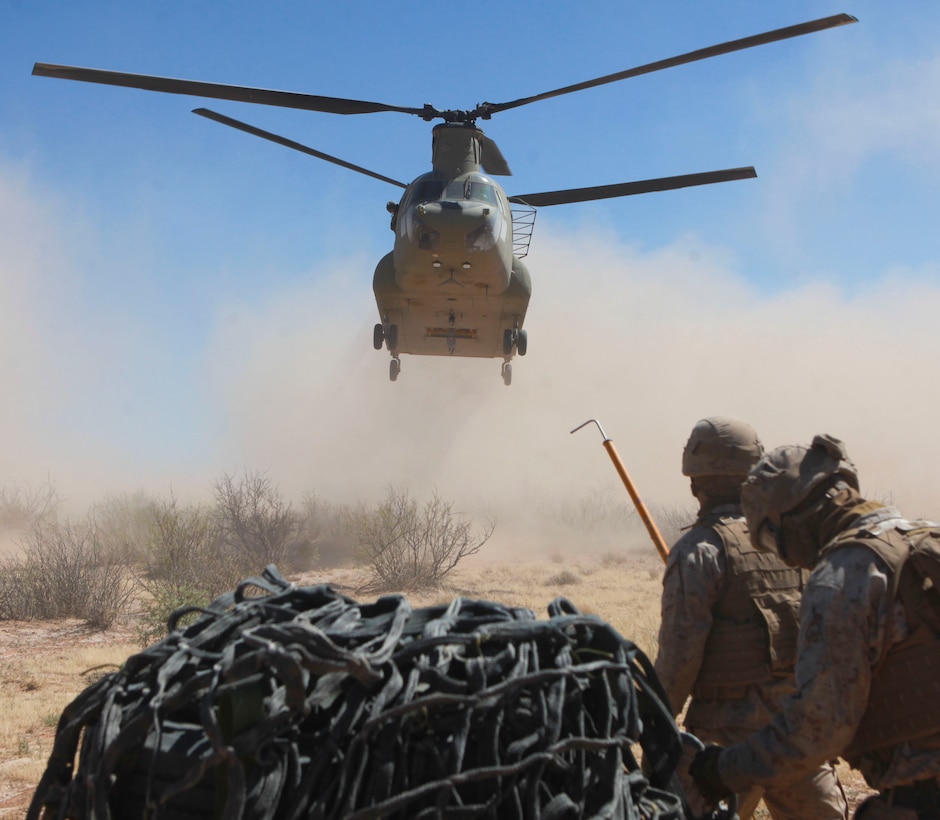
[508,167,757,207]
[33,62,431,117]
[479,14,857,117]
[193,108,407,188]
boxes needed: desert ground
[0,550,874,817]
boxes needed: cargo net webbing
[29,566,714,820]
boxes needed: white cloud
[746,46,940,275]
[799,54,940,177]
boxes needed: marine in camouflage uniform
[691,434,940,819]
[656,418,847,819]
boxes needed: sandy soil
[0,619,136,814]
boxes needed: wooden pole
[572,419,670,564]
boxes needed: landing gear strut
[373,322,399,352]
[500,325,527,385]
[375,320,401,382]
[502,327,528,356]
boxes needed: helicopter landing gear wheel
[516,329,528,356]
[386,323,399,352]
[389,357,401,382]
[502,328,513,356]
[501,362,512,386]
[373,323,384,350]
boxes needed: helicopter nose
[415,202,497,248]
[416,200,492,225]
[413,200,500,253]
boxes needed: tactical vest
[823,523,940,762]
[692,514,806,699]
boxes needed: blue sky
[2,2,940,530]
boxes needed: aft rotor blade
[33,62,429,117]
[479,14,857,117]
[508,167,757,207]
[193,108,407,188]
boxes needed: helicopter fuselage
[373,124,530,374]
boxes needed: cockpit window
[468,181,499,205]
[412,178,445,203]
[441,177,499,204]
[406,174,500,206]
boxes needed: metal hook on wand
[571,419,669,564]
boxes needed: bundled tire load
[29,566,713,819]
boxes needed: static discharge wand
[571,419,670,564]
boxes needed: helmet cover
[741,433,859,550]
[682,417,763,477]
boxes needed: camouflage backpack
[29,566,730,819]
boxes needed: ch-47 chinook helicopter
[34,13,854,385]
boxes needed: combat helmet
[740,433,859,552]
[682,417,764,477]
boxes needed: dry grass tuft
[546,569,580,586]
[0,622,138,810]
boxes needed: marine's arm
[654,528,725,717]
[717,546,890,789]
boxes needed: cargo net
[30,566,722,819]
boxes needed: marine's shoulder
[669,523,725,560]
[822,508,914,565]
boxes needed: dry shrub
[600,551,630,568]
[129,475,323,645]
[648,502,696,547]
[135,494,241,646]
[297,494,354,568]
[352,486,495,592]
[545,569,580,586]
[89,491,155,565]
[142,495,231,591]
[0,479,61,535]
[542,487,636,534]
[214,470,306,575]
[0,520,133,628]
[527,488,637,554]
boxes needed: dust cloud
[202,224,940,544]
[4,165,940,557]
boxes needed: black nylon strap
[28,575,733,819]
